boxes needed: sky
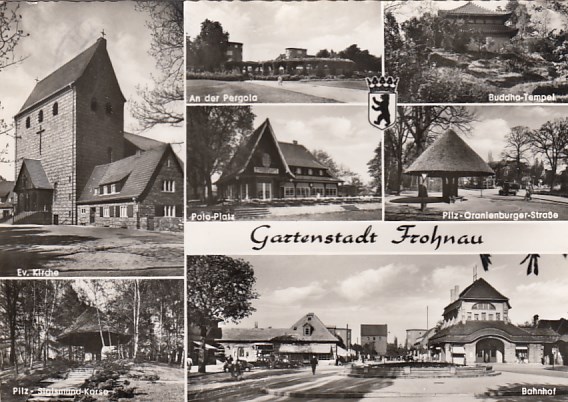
[185,1,382,61]
[0,2,184,181]
[251,105,381,184]
[437,106,568,168]
[222,254,568,346]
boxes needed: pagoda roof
[440,2,512,18]
[405,129,494,178]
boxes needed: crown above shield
[366,75,399,94]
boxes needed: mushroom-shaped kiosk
[405,129,494,203]
[57,307,131,361]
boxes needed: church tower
[13,37,126,225]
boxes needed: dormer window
[38,110,43,123]
[110,183,117,193]
[53,102,59,116]
[25,117,31,128]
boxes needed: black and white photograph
[385,0,568,103]
[0,278,185,402]
[188,254,568,401]
[385,105,568,221]
[0,2,184,276]
[185,1,382,104]
[187,105,382,221]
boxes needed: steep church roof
[17,37,125,116]
[124,132,165,151]
[79,143,181,203]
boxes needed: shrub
[416,67,492,102]
[186,72,245,81]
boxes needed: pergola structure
[226,57,355,76]
[57,307,131,361]
[405,129,494,202]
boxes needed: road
[188,364,568,401]
[386,188,568,221]
[0,224,183,276]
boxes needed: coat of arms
[367,75,398,130]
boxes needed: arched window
[53,102,59,116]
[91,98,98,111]
[25,116,30,128]
[38,110,44,123]
[472,302,496,310]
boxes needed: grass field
[187,80,337,103]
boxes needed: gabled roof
[219,327,292,342]
[16,159,53,190]
[57,306,130,343]
[459,278,509,302]
[361,324,388,337]
[440,2,512,17]
[405,129,494,177]
[290,313,340,342]
[536,318,568,335]
[279,142,327,169]
[17,38,125,116]
[217,119,293,184]
[124,132,165,151]
[0,181,14,197]
[79,143,180,203]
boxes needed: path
[251,80,367,103]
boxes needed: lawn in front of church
[0,224,183,276]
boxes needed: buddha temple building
[439,2,518,51]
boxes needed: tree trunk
[205,176,214,204]
[199,326,207,373]
[132,280,141,359]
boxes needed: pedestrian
[187,356,193,371]
[524,182,534,201]
[310,355,318,375]
[277,75,283,86]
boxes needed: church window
[38,110,43,123]
[53,102,59,116]
[26,117,30,128]
[167,158,171,168]
[91,98,98,111]
[53,182,58,201]
[105,102,113,115]
[164,205,176,217]
[162,180,175,192]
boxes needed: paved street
[188,363,568,401]
[386,188,568,221]
[0,224,183,276]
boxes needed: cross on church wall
[101,29,106,38]
[36,126,45,155]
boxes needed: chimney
[533,314,539,327]
[254,321,258,329]
[454,285,459,299]
[450,288,455,302]
[293,140,298,145]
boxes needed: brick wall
[75,42,125,200]
[15,89,76,224]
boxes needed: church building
[216,119,342,201]
[429,278,566,365]
[12,37,183,230]
[439,2,518,52]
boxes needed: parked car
[499,182,519,196]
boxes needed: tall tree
[529,118,568,188]
[187,256,258,373]
[187,106,255,202]
[0,281,23,369]
[311,149,357,181]
[187,19,230,71]
[133,0,184,129]
[367,143,382,195]
[338,44,381,72]
[502,126,532,182]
